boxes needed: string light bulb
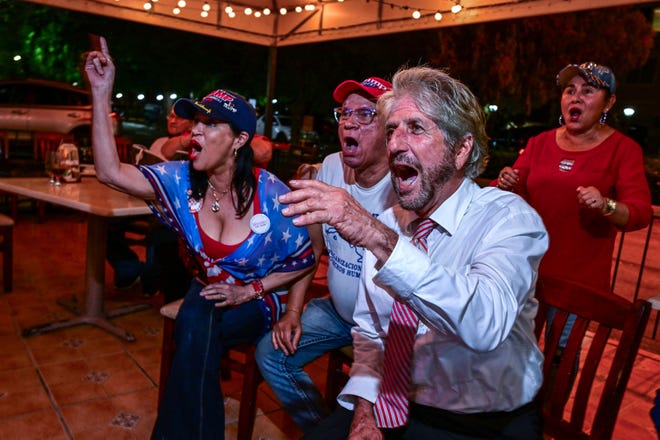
[161,0,467,22]
[143,1,152,10]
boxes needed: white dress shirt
[339,178,548,414]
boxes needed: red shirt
[505,129,651,291]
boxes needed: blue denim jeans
[546,307,577,348]
[152,279,265,440]
[255,297,354,432]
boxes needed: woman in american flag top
[84,37,318,439]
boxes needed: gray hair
[378,66,489,178]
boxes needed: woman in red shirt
[495,62,652,351]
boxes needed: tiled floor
[0,203,659,439]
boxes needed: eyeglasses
[333,107,378,125]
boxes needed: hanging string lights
[141,0,212,17]
[140,1,464,21]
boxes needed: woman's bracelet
[286,306,301,314]
[251,279,265,300]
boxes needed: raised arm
[83,37,155,199]
[158,133,192,160]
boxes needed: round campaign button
[250,213,270,234]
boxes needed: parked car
[488,122,552,152]
[0,78,121,147]
[256,114,292,142]
[143,102,163,125]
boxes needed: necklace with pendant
[207,180,230,213]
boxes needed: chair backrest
[33,132,75,161]
[0,130,9,159]
[534,276,651,439]
[114,136,133,163]
[293,163,321,180]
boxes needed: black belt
[409,400,539,439]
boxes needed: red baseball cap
[333,77,392,103]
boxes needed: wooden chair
[0,191,18,220]
[534,276,651,439]
[33,132,74,161]
[0,213,14,292]
[115,136,133,163]
[611,207,659,300]
[122,216,152,248]
[159,296,351,439]
[0,131,17,219]
[647,295,660,339]
[0,130,9,159]
[293,162,321,181]
[158,299,263,440]
[325,345,353,410]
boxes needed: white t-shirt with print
[316,152,397,323]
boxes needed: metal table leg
[22,214,150,341]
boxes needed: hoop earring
[558,115,565,126]
[599,112,608,125]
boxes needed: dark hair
[188,122,257,218]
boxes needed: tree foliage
[0,1,76,81]
[0,1,267,99]
[428,7,655,121]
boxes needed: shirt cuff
[337,374,381,411]
[374,237,431,301]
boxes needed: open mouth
[189,141,202,160]
[390,157,419,192]
[342,136,358,154]
[568,107,582,122]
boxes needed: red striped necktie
[374,218,435,428]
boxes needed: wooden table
[0,177,153,341]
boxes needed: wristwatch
[602,198,617,216]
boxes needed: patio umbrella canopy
[25,0,659,47]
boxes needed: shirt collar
[405,178,475,237]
